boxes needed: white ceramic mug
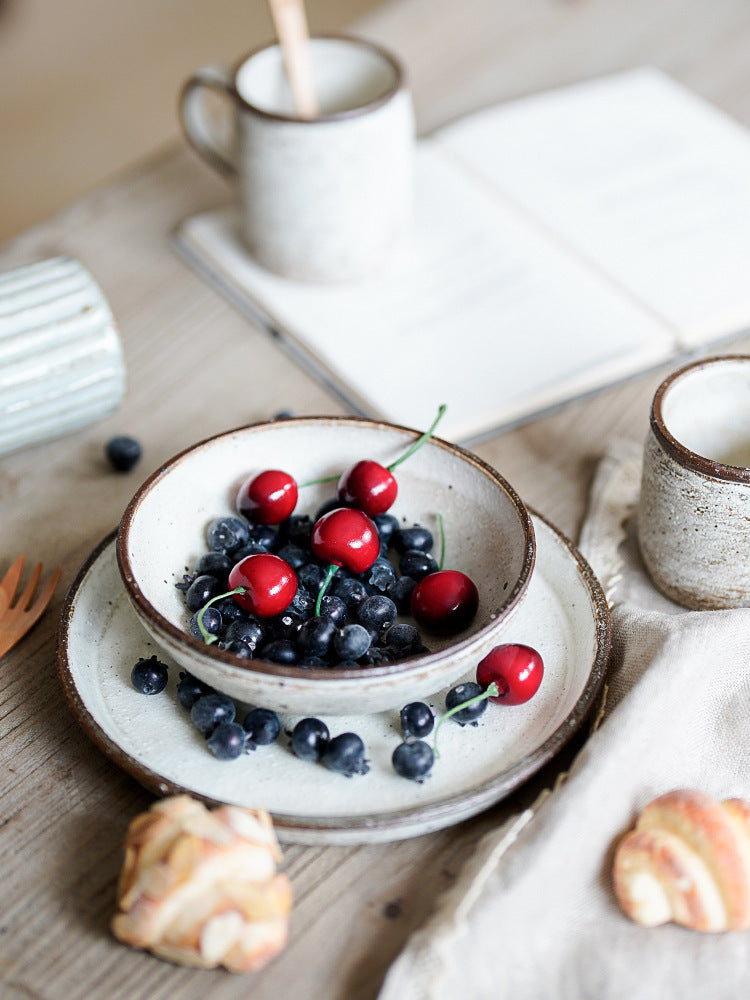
[637,355,750,609]
[179,35,415,282]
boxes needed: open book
[174,68,750,442]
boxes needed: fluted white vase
[0,256,125,456]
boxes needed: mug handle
[179,65,239,178]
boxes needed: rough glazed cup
[637,355,750,609]
[179,35,414,282]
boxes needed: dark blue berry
[260,639,299,665]
[130,655,168,695]
[212,594,246,622]
[185,574,221,612]
[106,435,141,472]
[233,539,268,560]
[373,512,399,546]
[243,707,281,746]
[322,732,369,776]
[333,623,371,661]
[361,556,396,592]
[291,717,329,760]
[315,497,353,520]
[280,514,313,548]
[386,575,417,614]
[386,623,422,657]
[318,594,347,626]
[392,740,434,781]
[277,543,307,569]
[296,616,336,658]
[206,515,249,553]
[268,611,304,642]
[399,550,439,581]
[331,576,368,613]
[400,701,434,738]
[298,563,326,593]
[207,721,246,760]
[249,524,278,551]
[223,618,265,651]
[190,692,236,734]
[190,606,222,640]
[177,671,214,709]
[273,410,294,420]
[394,525,434,554]
[194,551,232,581]
[287,587,315,618]
[223,639,253,658]
[445,682,487,725]
[357,595,397,635]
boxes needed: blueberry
[207,721,246,760]
[373,512,400,547]
[291,717,329,760]
[130,655,168,695]
[273,410,294,420]
[361,557,396,592]
[318,594,347,626]
[400,701,434,738]
[386,575,417,614]
[105,435,141,472]
[190,606,222,641]
[260,639,299,665]
[190,693,236,734]
[315,497,352,520]
[223,618,265,651]
[357,595,397,635]
[361,647,394,665]
[248,524,278,552]
[212,594,246,622]
[280,514,313,548]
[232,539,268,560]
[277,543,307,569]
[296,616,337,658]
[333,623,371,661]
[394,525,434,554]
[243,707,281,746]
[392,740,434,781]
[186,574,223,614]
[298,563,326,593]
[176,671,214,709]
[268,611,304,642]
[194,551,232,581]
[287,587,316,618]
[445,682,487,725]
[399,550,439,581]
[322,732,370,776]
[206,516,249,553]
[331,576,368,611]
[386,623,422,658]
[223,639,253,659]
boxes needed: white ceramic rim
[651,354,750,484]
[115,415,536,688]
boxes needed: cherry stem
[297,472,340,489]
[196,586,246,644]
[315,563,339,617]
[432,682,499,759]
[437,512,445,570]
[388,404,447,472]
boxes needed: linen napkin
[377,440,750,1000]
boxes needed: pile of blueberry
[179,507,439,669]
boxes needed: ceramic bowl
[116,416,535,714]
[638,354,750,609]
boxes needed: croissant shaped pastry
[111,795,292,971]
[613,789,750,931]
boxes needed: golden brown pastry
[111,795,292,970]
[613,789,750,931]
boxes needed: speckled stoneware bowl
[638,355,750,609]
[117,416,535,714]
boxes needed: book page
[176,145,672,442]
[434,68,750,346]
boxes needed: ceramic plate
[57,511,609,845]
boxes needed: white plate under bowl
[57,511,609,845]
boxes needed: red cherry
[228,553,297,617]
[476,643,544,705]
[410,570,479,635]
[310,507,380,574]
[337,460,398,517]
[236,469,298,524]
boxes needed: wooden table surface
[3,1,750,997]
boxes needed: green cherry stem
[196,586,246,644]
[437,512,445,570]
[314,564,339,617]
[388,404,447,472]
[297,472,340,489]
[432,682,499,758]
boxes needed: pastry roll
[613,789,750,931]
[112,795,292,970]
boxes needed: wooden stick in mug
[267,0,320,118]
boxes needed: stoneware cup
[179,35,414,282]
[637,355,750,609]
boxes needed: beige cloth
[378,441,750,1000]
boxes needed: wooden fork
[0,557,62,659]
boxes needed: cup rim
[229,33,407,124]
[650,354,750,484]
